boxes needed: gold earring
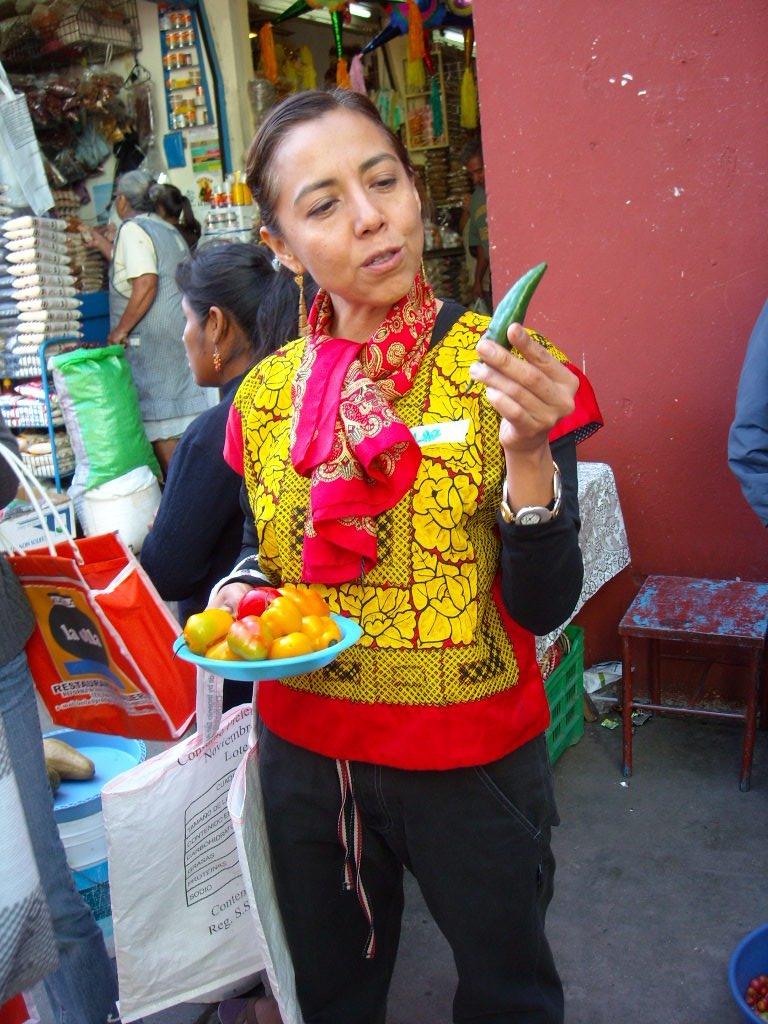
[294,272,308,337]
[213,345,222,373]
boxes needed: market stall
[0,0,256,497]
[247,0,481,304]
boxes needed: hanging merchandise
[273,1,350,90]
[406,0,426,90]
[271,0,311,23]
[126,76,156,158]
[298,46,317,89]
[10,65,131,186]
[403,47,447,150]
[259,22,278,84]
[281,46,301,92]
[361,0,444,58]
[460,27,478,129]
[0,60,54,213]
[350,53,366,95]
[330,9,350,88]
[248,75,277,132]
[430,72,443,138]
[445,0,473,14]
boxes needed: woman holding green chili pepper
[212,89,602,1024]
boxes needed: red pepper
[237,587,281,619]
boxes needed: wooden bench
[619,575,768,791]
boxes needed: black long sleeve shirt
[140,374,246,622]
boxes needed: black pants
[257,726,564,1024]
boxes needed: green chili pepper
[485,262,548,348]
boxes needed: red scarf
[291,274,437,584]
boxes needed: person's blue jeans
[0,650,120,1024]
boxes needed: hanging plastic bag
[1,444,195,741]
[0,60,53,215]
[102,673,264,1021]
[228,727,303,1024]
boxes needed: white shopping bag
[0,60,53,215]
[228,733,303,1024]
[102,671,264,1022]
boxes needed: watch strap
[500,460,562,526]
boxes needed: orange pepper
[183,608,233,654]
[301,614,330,650]
[279,584,330,617]
[319,617,342,649]
[260,596,303,638]
[270,632,315,660]
[205,638,243,661]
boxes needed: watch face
[518,509,544,526]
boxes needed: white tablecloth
[536,461,631,657]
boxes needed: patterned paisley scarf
[291,273,437,584]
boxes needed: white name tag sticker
[411,419,470,448]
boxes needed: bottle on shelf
[193,85,208,125]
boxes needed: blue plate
[173,613,363,681]
[45,729,147,823]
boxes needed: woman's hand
[471,324,577,456]
[209,582,253,616]
[107,327,128,347]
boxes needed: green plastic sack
[50,345,160,491]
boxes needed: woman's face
[181,296,216,387]
[115,194,132,221]
[261,109,423,325]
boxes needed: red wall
[473,1,768,661]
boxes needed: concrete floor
[133,714,767,1024]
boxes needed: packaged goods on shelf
[0,201,84,485]
[0,381,63,430]
[19,431,75,479]
[80,248,108,292]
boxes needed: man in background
[729,300,768,525]
[460,139,491,310]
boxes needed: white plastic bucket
[58,810,106,866]
[50,729,147,961]
[81,466,161,553]
[58,811,113,957]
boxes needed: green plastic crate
[545,625,585,765]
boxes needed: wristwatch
[500,461,562,526]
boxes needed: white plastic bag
[0,61,53,215]
[102,672,264,1022]
[228,732,303,1024]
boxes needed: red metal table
[619,575,768,791]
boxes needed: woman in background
[141,242,274,626]
[152,182,202,251]
[103,169,209,476]
[141,243,317,632]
